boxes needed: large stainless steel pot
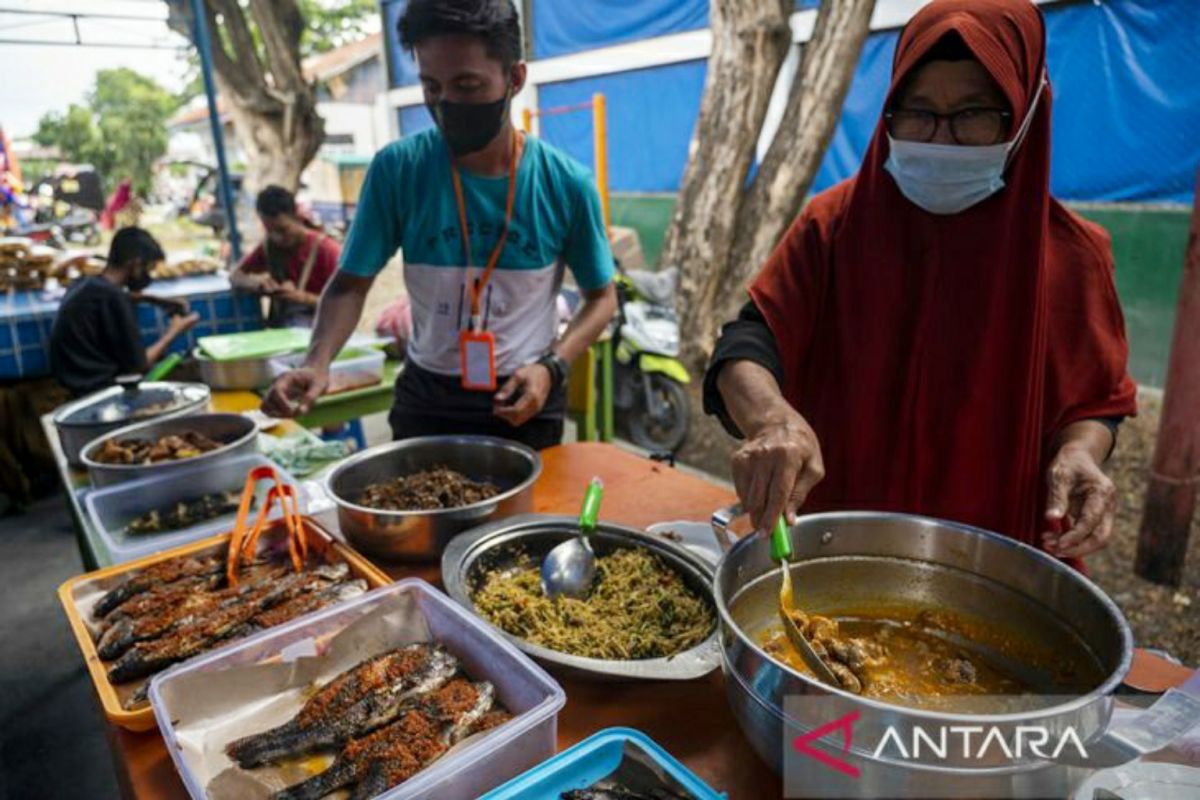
[441,513,721,681]
[712,510,1199,799]
[80,412,258,488]
[325,436,540,561]
[53,381,211,466]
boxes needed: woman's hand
[493,363,551,427]
[732,409,825,535]
[1043,442,1117,559]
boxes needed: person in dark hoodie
[50,226,199,396]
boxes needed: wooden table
[102,442,784,799]
[86,443,1198,799]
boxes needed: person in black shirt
[49,227,199,396]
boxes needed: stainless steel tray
[80,412,259,488]
[442,514,721,682]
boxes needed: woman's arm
[716,359,825,535]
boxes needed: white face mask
[884,76,1046,215]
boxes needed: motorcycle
[607,266,692,453]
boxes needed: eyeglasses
[885,107,1013,146]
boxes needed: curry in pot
[759,605,1104,709]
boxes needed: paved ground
[0,492,121,800]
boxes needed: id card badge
[459,329,497,391]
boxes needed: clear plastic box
[270,346,385,394]
[148,578,565,800]
[83,454,305,564]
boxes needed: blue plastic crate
[0,323,12,349]
[21,347,47,375]
[480,728,726,800]
[0,352,18,377]
[213,295,234,319]
[16,318,41,347]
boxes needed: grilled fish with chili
[275,679,495,800]
[226,644,458,768]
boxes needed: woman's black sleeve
[702,300,784,439]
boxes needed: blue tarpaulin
[813,0,1200,203]
[531,0,707,60]
[538,59,708,193]
[382,0,1197,204]
[399,105,435,136]
[382,0,420,87]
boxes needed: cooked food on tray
[563,785,695,800]
[225,643,512,800]
[359,466,500,511]
[126,491,242,535]
[473,547,714,660]
[93,430,223,465]
[759,606,1103,707]
[89,552,367,708]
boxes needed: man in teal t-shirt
[262,0,616,450]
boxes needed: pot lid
[55,382,209,427]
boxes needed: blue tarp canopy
[382,0,1198,203]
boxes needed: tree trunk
[660,0,794,372]
[665,0,876,472]
[167,0,324,193]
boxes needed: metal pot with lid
[52,377,211,466]
[711,509,1200,798]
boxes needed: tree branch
[725,0,876,307]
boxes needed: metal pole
[592,93,611,234]
[1136,170,1200,586]
[189,0,241,261]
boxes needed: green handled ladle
[541,477,604,599]
[772,516,840,686]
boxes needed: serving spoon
[541,477,604,599]
[772,516,841,687]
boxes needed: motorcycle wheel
[628,373,690,453]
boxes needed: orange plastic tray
[58,517,392,732]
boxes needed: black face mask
[429,93,509,157]
[127,263,152,292]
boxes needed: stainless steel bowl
[326,436,541,561]
[81,412,259,488]
[195,352,274,390]
[442,513,721,681]
[711,510,1158,798]
[53,381,211,466]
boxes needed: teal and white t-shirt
[340,128,614,376]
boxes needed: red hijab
[748,0,1136,547]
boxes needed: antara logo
[791,711,1089,777]
[872,725,1089,761]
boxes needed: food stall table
[61,442,1197,799]
[96,442,786,798]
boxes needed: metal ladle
[772,516,840,687]
[541,477,604,599]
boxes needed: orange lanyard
[449,128,524,330]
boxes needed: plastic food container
[481,727,727,800]
[270,346,385,394]
[84,454,305,565]
[57,518,391,732]
[148,578,565,800]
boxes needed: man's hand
[166,311,200,336]
[259,276,282,295]
[162,297,190,317]
[493,363,552,427]
[261,367,329,418]
[1043,443,1117,559]
[732,409,825,535]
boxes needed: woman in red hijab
[705,0,1136,564]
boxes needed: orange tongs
[226,464,307,585]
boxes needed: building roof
[304,32,383,83]
[168,33,382,129]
